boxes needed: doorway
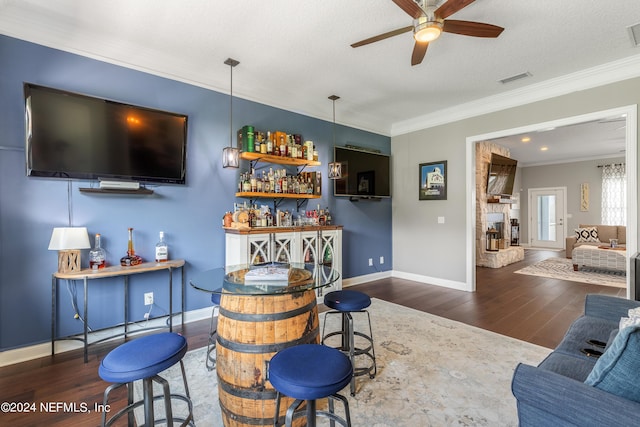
[529,187,566,249]
[465,105,637,296]
[527,187,567,249]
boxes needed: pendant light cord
[329,95,340,146]
[224,58,240,149]
[229,63,233,148]
[67,180,73,226]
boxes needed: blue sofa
[512,294,640,426]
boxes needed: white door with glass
[529,187,566,249]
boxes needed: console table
[51,259,185,362]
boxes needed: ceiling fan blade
[443,20,504,38]
[435,0,476,20]
[411,42,429,66]
[351,25,413,48]
[392,0,424,19]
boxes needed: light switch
[438,216,445,224]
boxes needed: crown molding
[390,53,640,137]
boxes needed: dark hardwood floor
[0,249,625,426]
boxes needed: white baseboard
[391,270,471,292]
[0,307,213,367]
[342,270,469,292]
[342,270,392,287]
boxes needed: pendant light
[222,58,240,168]
[327,95,342,180]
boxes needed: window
[601,163,626,225]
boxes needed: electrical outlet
[368,258,373,266]
[144,292,154,306]
[380,256,384,264]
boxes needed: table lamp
[48,227,91,273]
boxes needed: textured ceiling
[488,115,627,167]
[1,0,639,161]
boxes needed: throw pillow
[575,227,599,242]
[619,307,640,330]
[584,325,640,402]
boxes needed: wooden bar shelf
[240,151,321,167]
[235,192,320,199]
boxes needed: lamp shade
[222,146,240,168]
[48,227,91,250]
[328,161,342,180]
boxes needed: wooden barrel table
[215,266,319,427]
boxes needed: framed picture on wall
[419,161,447,200]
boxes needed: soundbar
[99,180,140,190]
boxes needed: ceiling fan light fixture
[414,21,443,43]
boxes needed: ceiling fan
[351,0,504,66]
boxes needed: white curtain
[601,163,626,225]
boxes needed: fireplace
[486,212,508,250]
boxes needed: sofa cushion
[618,226,627,244]
[584,325,640,402]
[554,315,618,360]
[575,227,599,243]
[538,352,596,382]
[578,224,625,244]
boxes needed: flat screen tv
[486,153,517,196]
[25,83,188,185]
[333,146,391,198]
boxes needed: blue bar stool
[322,290,377,396]
[206,289,222,371]
[269,344,353,427]
[98,332,194,426]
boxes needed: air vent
[498,72,532,85]
[628,22,640,47]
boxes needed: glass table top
[189,262,339,296]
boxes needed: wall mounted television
[486,153,517,196]
[24,83,188,185]
[333,146,391,198]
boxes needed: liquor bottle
[242,173,251,192]
[89,233,106,270]
[265,208,273,227]
[120,228,143,266]
[254,132,262,154]
[155,231,168,262]
[246,125,255,153]
[307,177,313,194]
[268,168,275,192]
[266,131,273,154]
[250,167,257,192]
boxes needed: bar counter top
[223,224,342,234]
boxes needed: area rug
[138,298,550,426]
[514,256,626,288]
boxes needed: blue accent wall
[0,35,392,351]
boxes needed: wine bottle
[155,231,168,262]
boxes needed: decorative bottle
[89,233,106,270]
[120,227,143,266]
[155,231,168,262]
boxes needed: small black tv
[333,146,391,198]
[486,153,517,196]
[25,83,188,185]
